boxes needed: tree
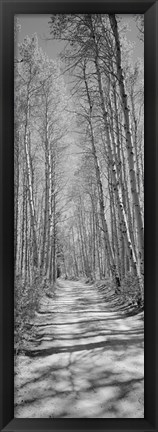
[48,13,144,299]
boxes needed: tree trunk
[86,38,140,283]
[109,14,144,279]
[24,86,38,269]
[83,62,121,290]
[71,226,79,278]
[14,131,20,275]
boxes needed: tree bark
[24,86,38,269]
[109,14,144,278]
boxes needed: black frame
[0,0,157,431]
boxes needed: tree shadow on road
[14,282,144,418]
[15,322,144,418]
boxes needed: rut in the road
[14,279,144,418]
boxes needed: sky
[16,14,143,63]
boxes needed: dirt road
[14,279,144,418]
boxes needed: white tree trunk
[24,87,38,268]
[109,14,144,277]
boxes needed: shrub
[14,274,40,354]
[121,272,144,307]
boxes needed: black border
[0,1,157,431]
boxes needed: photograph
[14,13,144,418]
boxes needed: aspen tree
[83,64,121,289]
[109,14,144,278]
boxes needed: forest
[14,14,144,418]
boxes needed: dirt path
[14,279,144,418]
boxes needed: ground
[14,279,144,418]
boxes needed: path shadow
[15,280,144,418]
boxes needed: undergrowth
[14,274,56,354]
[96,273,144,312]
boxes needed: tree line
[14,14,144,348]
[48,14,144,297]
